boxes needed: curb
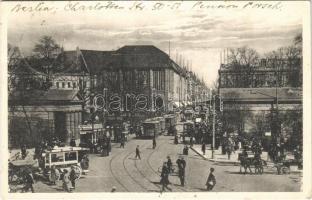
[208,159,240,165]
[190,146,209,161]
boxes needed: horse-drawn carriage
[39,146,89,180]
[274,158,302,175]
[238,151,267,174]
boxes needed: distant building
[218,56,302,147]
[219,58,302,89]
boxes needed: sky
[6,1,305,87]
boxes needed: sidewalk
[190,144,269,165]
[190,144,302,173]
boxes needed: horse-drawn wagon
[39,146,89,180]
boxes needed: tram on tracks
[154,117,166,134]
[141,120,162,139]
[164,114,176,133]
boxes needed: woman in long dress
[50,165,60,185]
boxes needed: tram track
[134,143,163,192]
[144,138,188,192]
[108,148,130,192]
[109,135,188,192]
[122,144,150,192]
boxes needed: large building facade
[218,57,302,150]
[8,45,210,147]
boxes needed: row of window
[219,71,302,88]
[54,81,89,89]
[55,81,77,89]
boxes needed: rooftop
[58,45,186,76]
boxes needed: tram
[164,114,176,134]
[141,120,161,138]
[154,117,165,134]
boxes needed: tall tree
[228,46,259,66]
[222,46,260,88]
[265,34,302,87]
[31,36,62,81]
[33,36,60,59]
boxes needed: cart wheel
[72,165,82,180]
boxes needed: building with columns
[9,89,83,147]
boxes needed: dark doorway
[54,112,67,142]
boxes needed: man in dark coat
[69,166,78,189]
[176,157,186,186]
[135,145,141,160]
[152,137,157,149]
[183,145,189,155]
[190,137,194,147]
[21,144,27,160]
[120,137,125,148]
[174,135,179,144]
[202,143,206,155]
[206,167,216,191]
[167,156,173,173]
[160,162,171,192]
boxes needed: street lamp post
[249,89,280,155]
[212,95,216,159]
[103,88,108,126]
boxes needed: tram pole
[212,95,216,159]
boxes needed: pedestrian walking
[202,143,206,155]
[176,156,186,186]
[174,135,179,144]
[135,145,141,160]
[108,140,112,155]
[206,168,216,191]
[69,166,78,190]
[226,144,232,160]
[62,169,71,192]
[120,138,125,148]
[152,137,157,149]
[160,162,172,192]
[23,170,34,193]
[167,156,173,173]
[49,165,60,185]
[183,145,189,155]
[190,137,194,147]
[21,144,27,160]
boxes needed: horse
[238,153,253,174]
[239,153,267,175]
[254,158,267,174]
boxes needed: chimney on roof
[76,46,80,64]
